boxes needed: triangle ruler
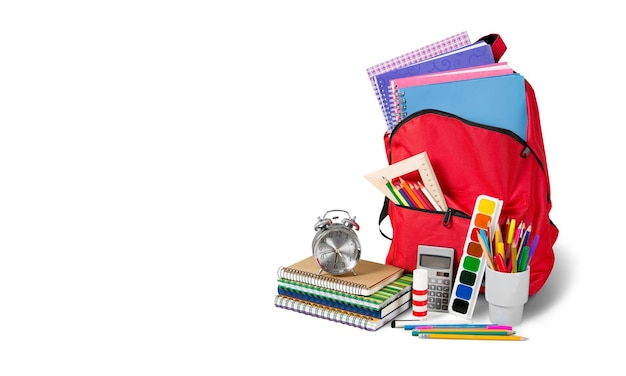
[364,151,448,211]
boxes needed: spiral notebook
[395,72,528,140]
[277,256,403,296]
[373,40,495,131]
[389,62,514,124]
[277,272,413,318]
[274,294,411,331]
[366,31,472,132]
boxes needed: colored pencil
[506,218,516,263]
[382,176,403,206]
[478,229,495,271]
[417,181,441,211]
[394,182,414,208]
[409,181,434,210]
[404,324,512,330]
[417,333,528,341]
[399,177,424,209]
[412,329,515,336]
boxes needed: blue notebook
[396,73,528,141]
[374,41,495,131]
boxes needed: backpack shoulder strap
[378,197,392,240]
[478,33,507,62]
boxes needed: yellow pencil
[507,218,516,245]
[417,333,528,341]
[413,329,515,335]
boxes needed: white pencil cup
[484,267,530,326]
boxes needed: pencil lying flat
[403,324,512,330]
[412,329,515,336]
[417,333,528,341]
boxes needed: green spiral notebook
[277,273,413,318]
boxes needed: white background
[1,1,623,375]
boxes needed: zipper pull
[520,146,530,158]
[443,208,453,227]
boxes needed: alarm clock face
[313,225,361,275]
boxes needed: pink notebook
[390,62,514,124]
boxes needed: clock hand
[316,243,335,257]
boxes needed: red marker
[494,253,507,272]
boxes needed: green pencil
[412,329,515,336]
[383,176,404,205]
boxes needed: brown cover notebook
[277,256,404,296]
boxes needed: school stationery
[389,62,515,125]
[277,256,403,296]
[277,287,411,319]
[276,273,413,312]
[373,40,495,131]
[375,34,558,297]
[411,268,428,318]
[364,151,447,212]
[416,245,455,312]
[393,72,529,141]
[391,62,513,89]
[449,195,503,319]
[415,333,528,341]
[274,294,411,331]
[366,31,472,132]
[411,328,515,336]
[390,319,472,329]
[403,324,512,330]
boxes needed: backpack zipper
[390,109,551,202]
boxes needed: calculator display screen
[419,254,451,269]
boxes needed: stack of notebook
[366,30,525,138]
[274,256,413,331]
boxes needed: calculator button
[424,275,454,312]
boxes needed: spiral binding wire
[377,77,396,132]
[389,82,407,130]
[274,295,371,330]
[277,266,366,296]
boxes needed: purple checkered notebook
[366,31,471,131]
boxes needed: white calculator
[417,245,455,312]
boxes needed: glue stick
[412,268,428,318]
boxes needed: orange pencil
[399,177,424,209]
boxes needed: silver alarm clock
[312,210,361,276]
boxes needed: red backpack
[378,34,558,296]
